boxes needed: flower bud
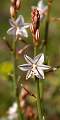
[31,8,40,46]
[20,100,25,108]
[11,0,16,4]
[30,24,34,33]
[48,0,52,5]
[10,5,16,17]
[25,106,35,119]
[35,29,40,41]
[16,0,21,10]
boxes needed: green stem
[36,76,45,120]
[40,80,45,120]
[34,46,37,57]
[34,46,44,120]
[13,37,23,120]
[13,39,16,96]
[44,0,53,49]
[36,78,43,120]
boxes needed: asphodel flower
[18,53,51,80]
[7,15,30,37]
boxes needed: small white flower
[7,102,17,120]
[32,0,48,21]
[7,15,30,38]
[38,0,48,20]
[18,53,51,80]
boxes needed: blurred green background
[0,0,60,120]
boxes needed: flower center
[16,27,20,36]
[31,64,36,77]
[32,64,36,70]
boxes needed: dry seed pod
[16,0,21,10]
[10,5,16,17]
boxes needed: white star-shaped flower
[18,53,51,80]
[32,0,48,21]
[38,0,48,20]
[7,15,30,37]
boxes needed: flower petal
[7,27,16,35]
[37,0,48,21]
[35,67,44,79]
[33,68,39,76]
[37,0,48,12]
[34,54,41,62]
[9,19,15,27]
[39,6,48,15]
[23,23,31,29]
[16,15,24,27]
[38,64,51,70]
[18,64,31,71]
[18,28,28,37]
[31,67,43,79]
[24,54,33,64]
[42,6,48,13]
[34,53,44,65]
[37,67,44,79]
[26,70,32,79]
[38,0,45,10]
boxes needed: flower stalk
[13,36,23,120]
[7,2,30,119]
[44,0,53,48]
[32,6,44,120]
[36,77,43,120]
[34,46,44,120]
[9,1,23,118]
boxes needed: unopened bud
[48,0,52,5]
[16,0,21,10]
[11,0,16,4]
[30,24,34,33]
[48,0,52,2]
[20,100,25,108]
[35,29,40,41]
[33,29,40,46]
[25,106,35,119]
[10,5,16,17]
